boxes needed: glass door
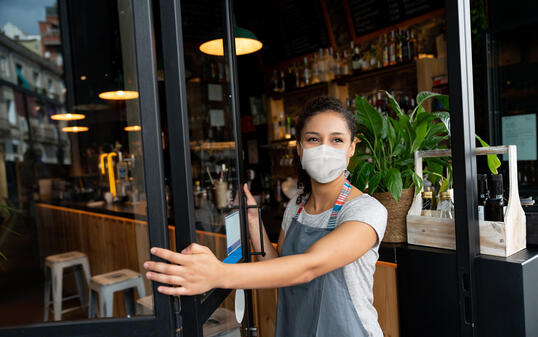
[0,0,175,336]
[157,0,255,336]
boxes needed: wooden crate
[407,146,526,257]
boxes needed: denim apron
[274,179,368,337]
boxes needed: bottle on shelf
[327,47,336,81]
[409,29,418,60]
[485,174,505,221]
[272,70,280,93]
[389,30,397,66]
[302,56,311,87]
[382,34,389,67]
[279,71,286,92]
[437,191,454,219]
[352,46,362,73]
[369,44,377,70]
[477,173,488,221]
[334,51,342,78]
[312,52,320,84]
[396,28,403,63]
[293,63,301,88]
[421,191,434,216]
[402,29,411,62]
[317,48,327,82]
[341,50,351,76]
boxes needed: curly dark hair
[294,96,356,204]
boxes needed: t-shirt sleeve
[338,195,388,248]
[281,193,300,234]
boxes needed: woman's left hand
[144,243,226,296]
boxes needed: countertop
[37,200,147,220]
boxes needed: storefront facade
[0,0,537,337]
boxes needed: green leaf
[0,251,6,261]
[386,118,397,150]
[416,91,449,109]
[411,170,423,195]
[475,134,501,175]
[368,172,383,194]
[348,153,370,172]
[355,161,374,191]
[411,121,428,152]
[433,111,451,136]
[394,157,415,168]
[384,168,403,202]
[355,96,385,139]
[392,144,406,157]
[383,90,404,117]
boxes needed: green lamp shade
[200,26,262,56]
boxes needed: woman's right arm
[243,184,284,260]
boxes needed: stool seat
[90,269,140,286]
[44,251,91,321]
[89,269,146,318]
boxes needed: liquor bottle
[280,71,286,92]
[286,65,296,90]
[421,191,434,216]
[352,47,361,73]
[382,34,389,67]
[369,44,377,69]
[437,191,454,219]
[342,50,351,76]
[312,52,320,84]
[327,47,336,81]
[396,28,403,63]
[409,29,418,60]
[294,63,301,88]
[402,29,411,62]
[317,49,327,82]
[485,174,505,221]
[335,51,342,78]
[389,30,396,66]
[272,70,280,93]
[477,174,488,221]
[303,57,311,86]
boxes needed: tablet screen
[223,211,242,264]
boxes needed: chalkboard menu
[249,0,331,66]
[348,0,443,36]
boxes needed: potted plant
[348,91,450,242]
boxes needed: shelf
[189,141,236,151]
[266,61,417,99]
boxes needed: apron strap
[294,179,352,229]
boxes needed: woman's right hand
[242,184,260,228]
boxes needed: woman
[144,96,388,337]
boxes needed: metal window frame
[0,0,175,336]
[445,0,480,336]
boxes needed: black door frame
[0,0,176,336]
[159,0,253,336]
[445,0,480,336]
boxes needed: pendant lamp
[200,25,262,56]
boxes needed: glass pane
[0,0,154,326]
[177,0,243,334]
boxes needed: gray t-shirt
[281,192,388,337]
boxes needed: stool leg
[123,288,135,317]
[80,258,91,286]
[43,266,51,321]
[52,266,64,321]
[74,265,87,314]
[89,289,97,318]
[100,289,114,318]
[136,277,146,298]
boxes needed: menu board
[251,0,331,66]
[347,0,443,36]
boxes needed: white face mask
[300,144,348,184]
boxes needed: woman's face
[297,110,356,164]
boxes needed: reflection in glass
[0,0,153,326]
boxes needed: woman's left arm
[145,220,377,296]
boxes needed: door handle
[242,195,266,258]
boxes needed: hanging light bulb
[98,90,139,100]
[62,126,89,133]
[124,125,141,132]
[51,113,86,121]
[200,26,262,56]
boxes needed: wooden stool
[89,269,146,318]
[44,251,91,321]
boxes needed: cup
[214,181,228,209]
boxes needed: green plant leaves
[355,96,385,139]
[475,134,501,175]
[368,172,383,195]
[384,168,403,202]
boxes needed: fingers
[181,243,211,255]
[150,247,190,265]
[144,260,185,275]
[146,270,185,287]
[156,285,189,296]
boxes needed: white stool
[89,269,146,318]
[44,251,91,321]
